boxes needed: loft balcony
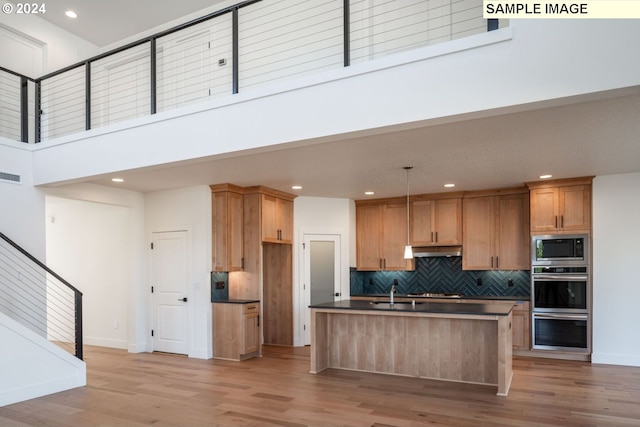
[0,0,502,144]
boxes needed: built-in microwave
[531,234,588,266]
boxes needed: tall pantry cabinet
[227,186,296,346]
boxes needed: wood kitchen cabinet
[463,189,530,270]
[210,184,244,272]
[350,296,529,351]
[356,201,414,271]
[527,177,592,234]
[410,196,462,246]
[511,301,530,351]
[212,301,260,361]
[237,186,295,345]
[261,193,294,243]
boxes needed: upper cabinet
[356,201,414,271]
[210,184,244,272]
[463,190,530,270]
[410,196,462,246]
[527,177,592,234]
[261,193,294,244]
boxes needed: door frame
[148,226,192,355]
[301,233,342,346]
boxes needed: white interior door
[156,29,213,111]
[303,234,341,345]
[151,230,189,355]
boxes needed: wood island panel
[310,307,512,396]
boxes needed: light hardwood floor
[1,345,639,427]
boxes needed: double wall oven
[531,234,590,352]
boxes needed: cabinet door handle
[555,215,558,229]
[496,256,499,269]
[430,232,434,243]
[257,314,260,327]
[491,256,494,268]
[561,215,564,229]
[435,231,438,243]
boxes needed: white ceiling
[79,88,640,199]
[34,2,640,199]
[37,0,226,47]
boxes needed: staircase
[0,232,86,407]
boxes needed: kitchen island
[309,299,513,395]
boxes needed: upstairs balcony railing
[0,0,501,144]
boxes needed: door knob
[178,297,188,302]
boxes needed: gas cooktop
[407,292,462,298]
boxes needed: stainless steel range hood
[412,246,462,257]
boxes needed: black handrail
[29,0,262,141]
[1,66,34,143]
[3,0,499,144]
[0,232,83,360]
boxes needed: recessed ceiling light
[539,174,553,179]
[111,178,124,183]
[65,10,78,18]
[364,191,375,195]
[444,183,455,188]
[291,185,302,190]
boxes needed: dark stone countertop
[309,299,513,316]
[352,293,529,302]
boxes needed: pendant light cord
[405,166,412,245]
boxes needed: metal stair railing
[0,232,83,360]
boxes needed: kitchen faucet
[390,283,397,305]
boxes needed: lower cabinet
[511,301,530,351]
[349,296,530,351]
[212,301,260,361]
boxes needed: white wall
[144,186,211,358]
[293,196,354,346]
[592,173,640,367]
[0,311,85,407]
[0,139,45,258]
[0,10,98,74]
[45,197,129,349]
[31,19,640,186]
[43,183,146,353]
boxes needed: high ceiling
[37,0,227,47]
[32,1,640,199]
[79,89,640,199]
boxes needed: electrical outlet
[215,281,225,289]
[476,278,483,286]
[114,320,119,329]
[508,278,514,287]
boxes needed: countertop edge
[212,299,260,304]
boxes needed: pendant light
[403,166,413,259]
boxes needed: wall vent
[0,172,21,183]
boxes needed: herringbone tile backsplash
[211,271,229,301]
[351,257,530,297]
